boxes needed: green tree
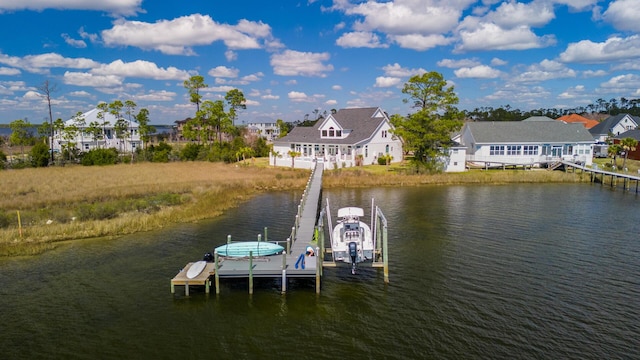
[72,111,86,152]
[235,146,254,164]
[9,119,31,161]
[276,119,290,138]
[136,108,153,158]
[288,150,301,168]
[608,143,622,169]
[225,88,246,126]
[86,121,103,150]
[200,100,230,144]
[96,102,110,147]
[184,75,208,113]
[620,137,638,171]
[30,141,50,167]
[392,71,464,172]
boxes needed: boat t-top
[330,205,374,274]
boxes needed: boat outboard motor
[348,241,358,275]
[203,252,214,262]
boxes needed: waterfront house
[589,113,639,142]
[460,119,596,167]
[246,120,280,142]
[53,108,141,153]
[271,107,403,170]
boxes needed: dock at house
[171,161,390,296]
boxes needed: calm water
[1,184,638,359]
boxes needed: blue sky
[0,0,639,125]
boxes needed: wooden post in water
[257,234,262,242]
[249,251,254,295]
[227,234,232,244]
[315,246,321,294]
[281,269,287,294]
[383,220,389,284]
[214,252,220,295]
[264,227,268,242]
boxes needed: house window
[490,145,504,156]
[84,143,89,151]
[329,127,335,137]
[385,144,389,153]
[382,130,388,138]
[523,146,538,155]
[365,146,368,158]
[322,130,327,137]
[507,145,521,156]
[336,130,342,137]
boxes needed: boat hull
[215,241,284,257]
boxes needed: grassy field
[2,158,631,256]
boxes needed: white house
[271,107,403,169]
[53,108,141,153]
[589,113,639,143]
[246,121,280,142]
[460,120,596,167]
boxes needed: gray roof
[589,113,640,135]
[614,129,640,141]
[522,116,555,122]
[464,121,595,144]
[274,107,386,145]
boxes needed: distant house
[460,119,595,167]
[613,129,640,161]
[556,114,599,129]
[589,113,639,143]
[53,108,141,153]
[246,121,280,142]
[271,107,403,169]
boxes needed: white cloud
[133,90,176,102]
[490,57,508,66]
[63,71,123,87]
[225,50,238,61]
[0,52,99,74]
[326,99,338,106]
[345,0,464,35]
[554,0,599,11]
[0,67,20,75]
[456,23,556,51]
[62,34,87,48]
[559,35,640,63]
[382,63,426,77]
[599,73,640,91]
[22,90,41,100]
[512,59,577,83]
[68,90,93,97]
[262,94,279,100]
[0,0,143,16]
[485,1,555,28]
[92,60,189,80]
[437,58,481,69]
[454,65,502,78]
[101,14,276,55]
[271,50,333,77]
[336,31,388,48]
[288,91,309,102]
[208,66,239,78]
[374,76,401,87]
[332,85,342,90]
[389,33,452,51]
[602,0,640,32]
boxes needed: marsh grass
[0,159,600,256]
[0,162,309,256]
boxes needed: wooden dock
[171,161,325,295]
[561,160,640,193]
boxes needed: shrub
[180,142,203,161]
[81,148,119,166]
[30,141,50,167]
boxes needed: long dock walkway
[171,161,324,295]
[562,160,640,193]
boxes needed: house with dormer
[271,107,403,169]
[589,113,639,143]
[53,108,141,153]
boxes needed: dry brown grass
[0,162,309,255]
[0,160,592,256]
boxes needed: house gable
[318,115,347,139]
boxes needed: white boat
[330,206,374,274]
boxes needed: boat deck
[170,262,216,295]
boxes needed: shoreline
[0,162,589,257]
